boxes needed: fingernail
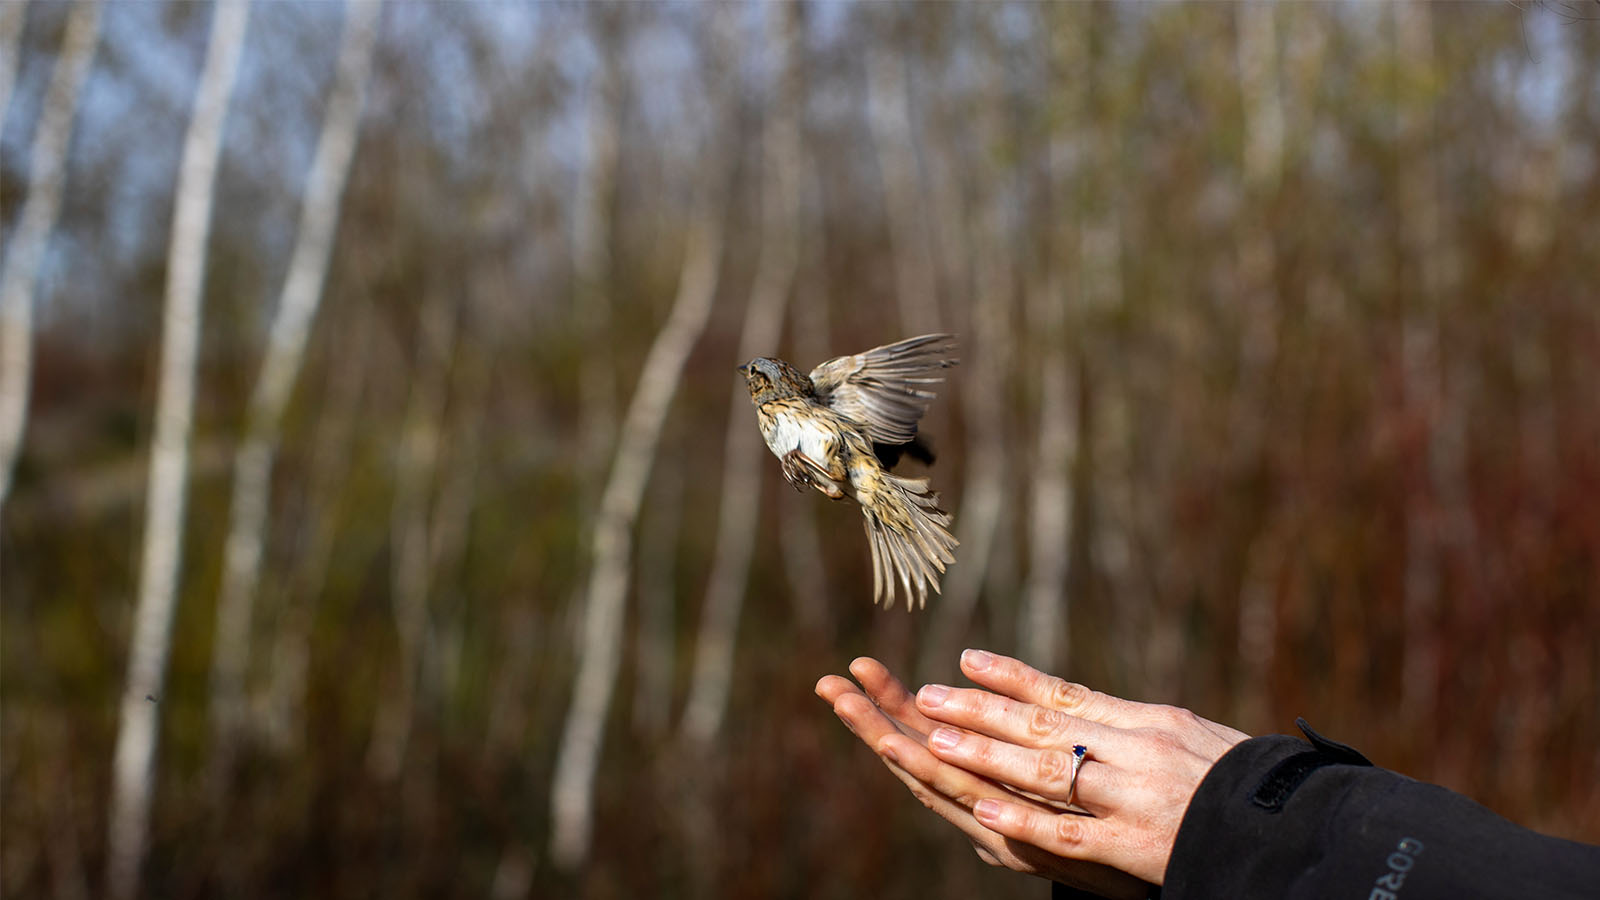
[919,683,950,706]
[929,727,961,751]
[880,744,900,765]
[974,798,1001,820]
[962,648,993,671]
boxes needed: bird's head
[738,357,812,405]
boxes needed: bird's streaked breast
[764,408,835,463]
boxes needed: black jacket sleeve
[1158,719,1600,899]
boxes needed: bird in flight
[739,334,959,610]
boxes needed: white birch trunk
[548,209,725,869]
[0,0,101,509]
[208,0,380,787]
[108,3,249,898]
[561,12,625,683]
[680,7,803,745]
[548,40,732,859]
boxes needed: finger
[960,649,1151,727]
[815,673,862,705]
[872,734,1135,896]
[849,657,939,737]
[833,699,1032,869]
[915,682,1116,754]
[874,739,1017,849]
[882,730,1078,820]
[973,797,1110,867]
[875,731,1042,815]
[833,690,917,750]
[926,726,1120,814]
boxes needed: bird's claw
[780,449,811,487]
[783,449,845,499]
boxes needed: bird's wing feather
[809,333,958,446]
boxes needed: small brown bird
[739,334,959,610]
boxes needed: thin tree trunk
[41,719,90,900]
[367,289,457,780]
[868,38,941,336]
[0,0,30,129]
[108,3,249,898]
[1232,0,1286,728]
[919,32,1014,684]
[631,459,682,740]
[680,5,803,745]
[411,272,507,732]
[918,210,1010,684]
[422,298,496,712]
[561,9,626,694]
[777,227,835,639]
[208,0,380,790]
[1020,298,1074,673]
[1491,26,1569,807]
[1395,2,1473,754]
[548,212,725,868]
[572,8,624,492]
[480,16,563,767]
[257,296,373,754]
[0,0,101,509]
[548,41,731,861]
[1019,8,1087,673]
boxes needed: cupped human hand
[817,658,1151,900]
[912,649,1249,886]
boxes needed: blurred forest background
[3,1,1599,898]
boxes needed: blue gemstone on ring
[1073,744,1087,758]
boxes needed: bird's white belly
[766,411,835,464]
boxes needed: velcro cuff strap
[1251,720,1373,812]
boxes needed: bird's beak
[736,363,749,375]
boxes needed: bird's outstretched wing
[808,334,958,446]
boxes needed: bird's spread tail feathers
[862,473,958,610]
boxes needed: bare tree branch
[108,3,250,897]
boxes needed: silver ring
[1067,744,1088,808]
